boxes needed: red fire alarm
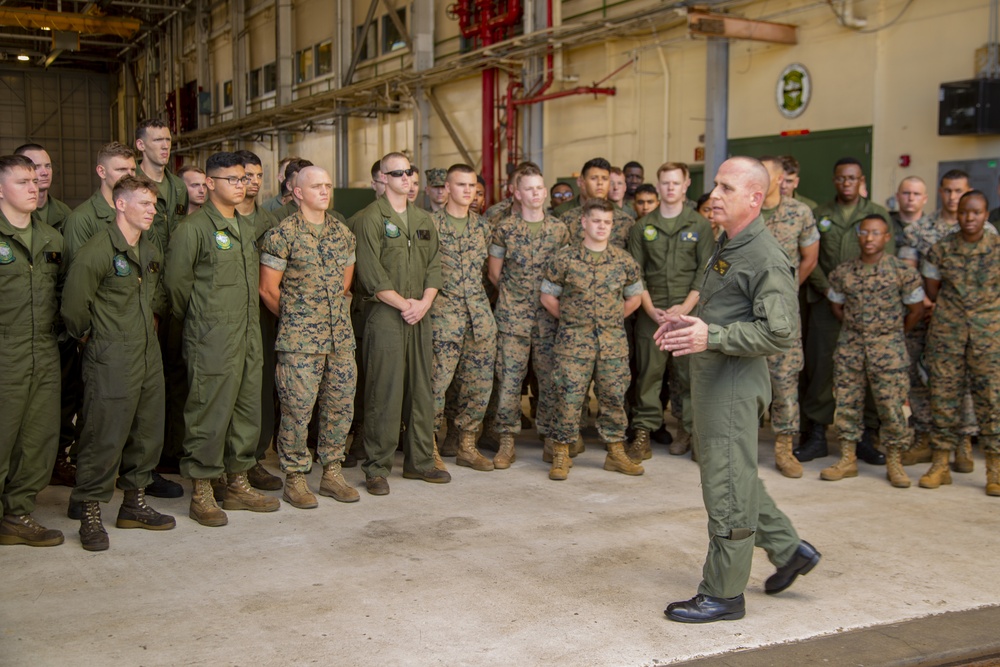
[898,155,911,167]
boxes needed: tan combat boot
[885,446,911,488]
[901,432,932,465]
[190,479,228,527]
[431,436,449,472]
[670,424,691,456]
[774,433,803,479]
[820,442,858,481]
[439,420,460,457]
[952,436,974,473]
[320,462,360,502]
[626,428,652,464]
[569,433,586,458]
[456,429,494,471]
[493,434,516,469]
[985,452,1000,496]
[548,440,571,480]
[604,442,645,476]
[282,472,318,509]
[543,438,573,467]
[919,449,952,489]
[224,472,280,512]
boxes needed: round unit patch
[0,241,14,264]
[643,225,658,242]
[113,254,132,276]
[817,217,832,233]
[215,231,233,250]
[384,221,401,238]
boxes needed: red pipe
[512,86,617,106]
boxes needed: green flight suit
[802,197,891,427]
[62,223,167,502]
[0,212,63,516]
[344,210,367,432]
[691,216,801,599]
[149,168,188,252]
[64,190,117,265]
[164,200,262,480]
[33,195,73,235]
[355,197,442,479]
[627,207,714,433]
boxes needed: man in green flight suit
[62,175,176,550]
[628,161,714,462]
[165,152,279,526]
[354,152,448,495]
[0,154,65,547]
[656,157,819,623]
[798,157,891,463]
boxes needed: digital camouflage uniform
[627,207,714,434]
[429,209,497,433]
[484,197,514,228]
[489,213,570,436]
[899,212,994,435]
[827,255,924,449]
[922,232,1000,453]
[689,216,801,599]
[541,243,644,445]
[0,212,63,516]
[62,222,168,502]
[802,198,892,428]
[762,196,819,435]
[164,200,262,480]
[273,199,348,227]
[355,197,442,479]
[560,202,635,249]
[260,211,357,472]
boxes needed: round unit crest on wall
[776,63,810,119]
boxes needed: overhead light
[40,26,51,31]
[17,53,30,61]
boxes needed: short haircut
[235,150,262,168]
[898,175,926,189]
[758,155,783,169]
[0,154,35,177]
[623,161,643,172]
[580,157,612,178]
[112,174,157,202]
[97,141,135,165]
[635,183,658,198]
[610,166,624,176]
[135,118,170,142]
[550,181,573,194]
[284,158,313,181]
[177,164,206,178]
[941,169,970,184]
[514,164,543,188]
[656,161,690,180]
[380,152,409,174]
[833,157,863,172]
[370,160,382,180]
[860,213,888,228]
[780,155,801,175]
[447,163,476,177]
[410,165,420,175]
[13,143,45,155]
[696,192,712,209]
[582,198,614,216]
[477,174,486,186]
[206,151,243,173]
[959,189,988,207]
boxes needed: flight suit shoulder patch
[0,241,16,264]
[712,258,730,276]
[113,254,132,276]
[383,220,400,238]
[215,230,233,250]
[643,225,658,242]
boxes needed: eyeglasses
[210,175,249,186]
[835,176,861,184]
[385,169,415,178]
[856,229,886,238]
[551,191,573,200]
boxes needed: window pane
[382,9,407,53]
[223,80,233,108]
[296,48,313,83]
[316,40,332,76]
[263,62,276,93]
[249,68,261,98]
[355,22,375,61]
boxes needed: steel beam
[704,37,728,186]
[426,89,475,168]
[0,7,139,37]
[688,10,797,45]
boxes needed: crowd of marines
[1,119,998,564]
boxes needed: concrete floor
[3,421,1000,667]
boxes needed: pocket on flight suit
[89,339,131,400]
[213,253,241,287]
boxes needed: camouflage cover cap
[427,168,447,187]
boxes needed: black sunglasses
[385,168,415,178]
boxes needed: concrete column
[523,0,545,171]
[335,0,352,186]
[704,37,729,183]
[275,0,293,157]
[195,0,210,129]
[231,0,246,122]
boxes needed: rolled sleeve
[826,288,846,304]
[623,280,644,298]
[920,260,941,281]
[260,252,287,271]
[903,286,926,305]
[488,243,506,259]
[540,279,563,297]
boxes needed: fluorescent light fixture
[17,53,30,61]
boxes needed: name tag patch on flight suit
[45,251,62,265]
[681,231,699,242]
[176,204,187,217]
[215,231,233,250]
[818,217,832,233]
[416,229,431,241]
[384,221,400,238]
[147,261,160,273]
[113,254,132,276]
[0,241,14,264]
[712,258,731,276]
[643,225,658,241]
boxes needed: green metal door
[728,126,873,206]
